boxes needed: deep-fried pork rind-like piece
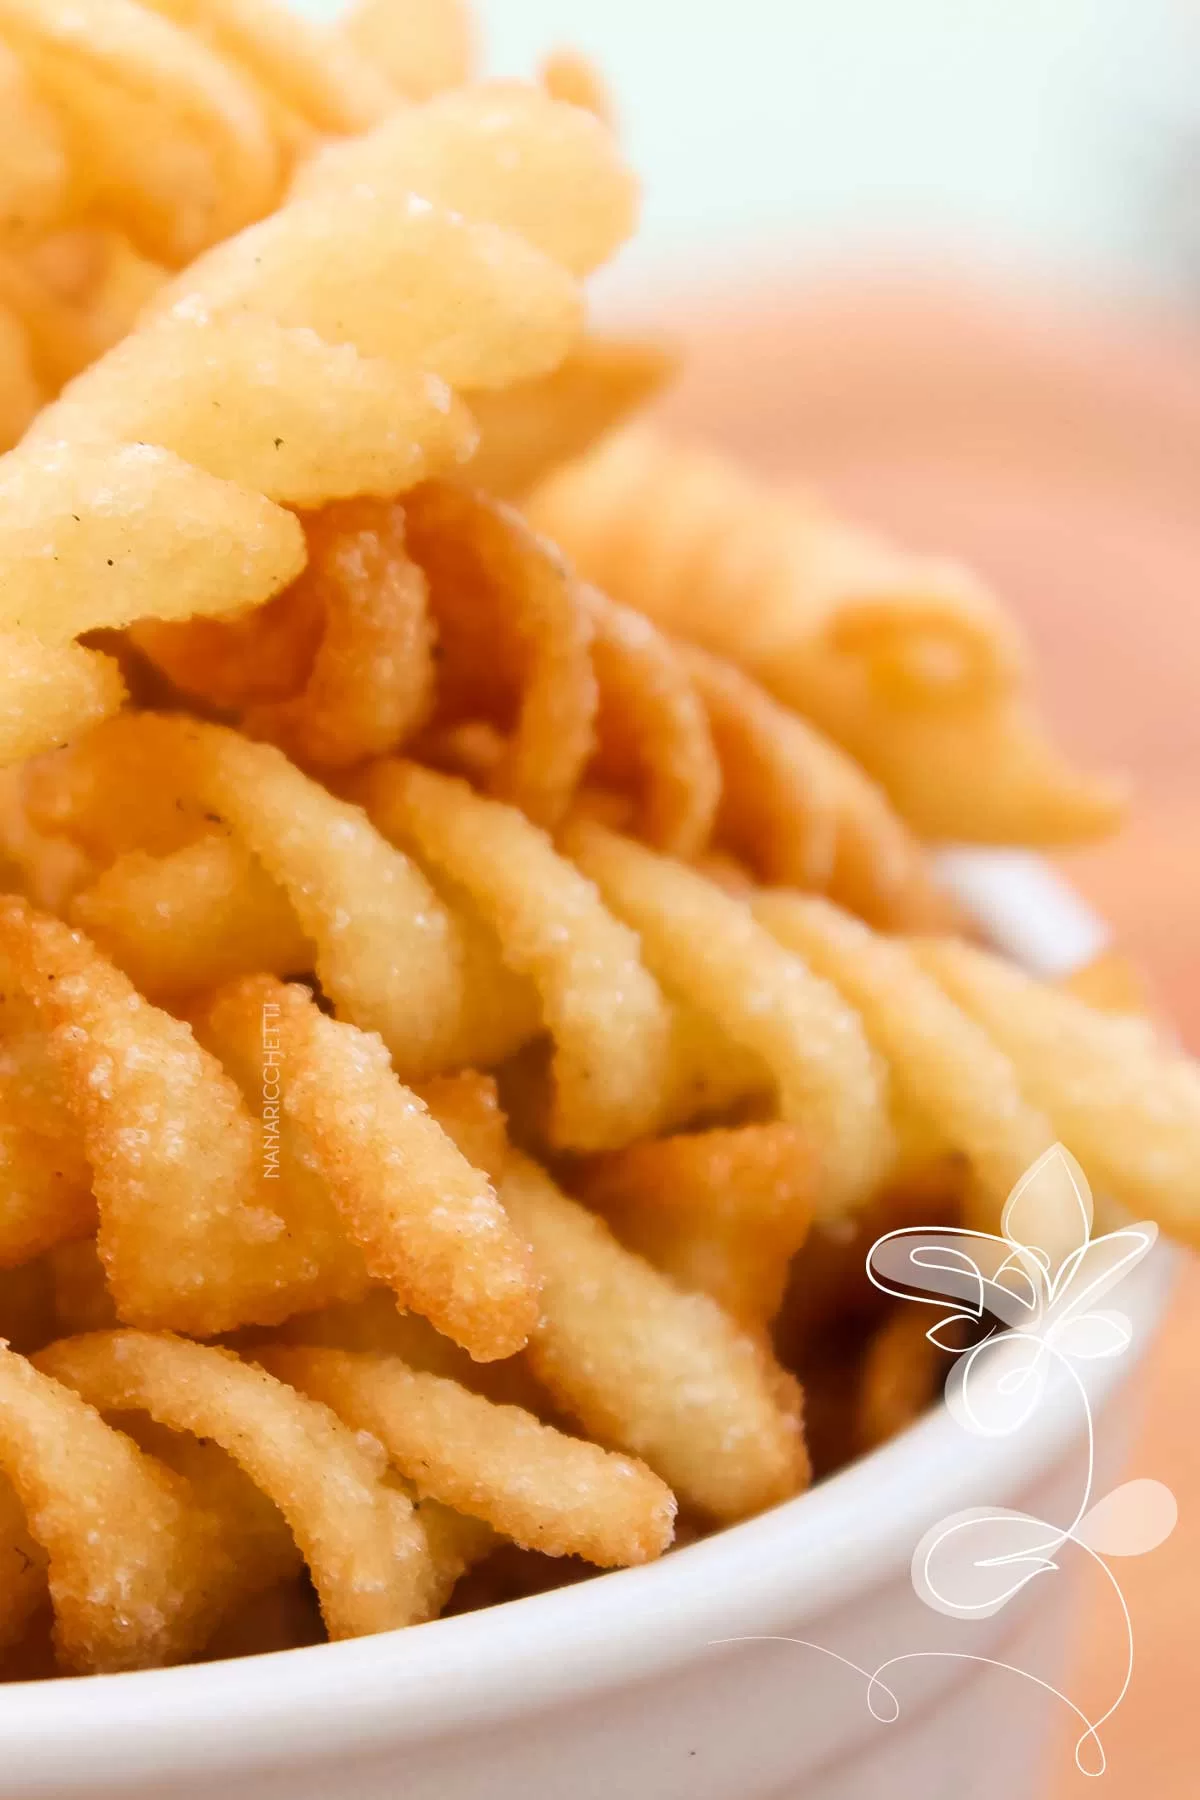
[193,976,537,1361]
[500,1153,808,1523]
[35,1331,438,1639]
[563,822,891,1212]
[257,1344,675,1567]
[353,760,672,1150]
[571,1124,813,1327]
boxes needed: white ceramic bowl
[0,856,1171,1800]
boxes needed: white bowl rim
[0,853,1172,1791]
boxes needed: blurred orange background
[662,274,1199,1798]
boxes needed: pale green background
[295,1,1198,308]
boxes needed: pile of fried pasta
[0,0,1197,1684]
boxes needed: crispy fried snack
[0,1343,221,1672]
[354,760,672,1150]
[857,1306,943,1453]
[0,1024,95,1268]
[290,83,637,281]
[529,427,1124,845]
[502,1153,808,1522]
[70,834,310,1002]
[36,1331,438,1639]
[754,891,1054,1221]
[681,644,953,929]
[192,975,537,1361]
[919,937,1200,1242]
[0,894,538,1346]
[403,483,598,827]
[581,588,721,857]
[563,821,892,1213]
[0,80,634,729]
[0,0,279,264]
[463,334,676,500]
[257,1344,676,1567]
[0,895,360,1330]
[27,711,537,1076]
[571,1124,813,1327]
[241,500,437,770]
[0,0,415,453]
[0,0,1189,1693]
[0,635,125,789]
[0,0,402,275]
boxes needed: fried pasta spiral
[0,0,1193,1691]
[0,81,634,766]
[528,426,1126,845]
[0,0,410,454]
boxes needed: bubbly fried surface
[919,938,1200,1238]
[529,427,1125,845]
[70,834,311,1001]
[257,1344,675,1567]
[755,892,1054,1223]
[36,1331,436,1639]
[583,589,721,858]
[405,482,598,829]
[564,822,892,1213]
[572,1124,813,1327]
[0,1344,219,1673]
[291,84,637,281]
[502,1153,809,1523]
[355,761,672,1150]
[0,635,125,767]
[0,14,1188,1692]
[193,975,537,1360]
[243,500,437,770]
